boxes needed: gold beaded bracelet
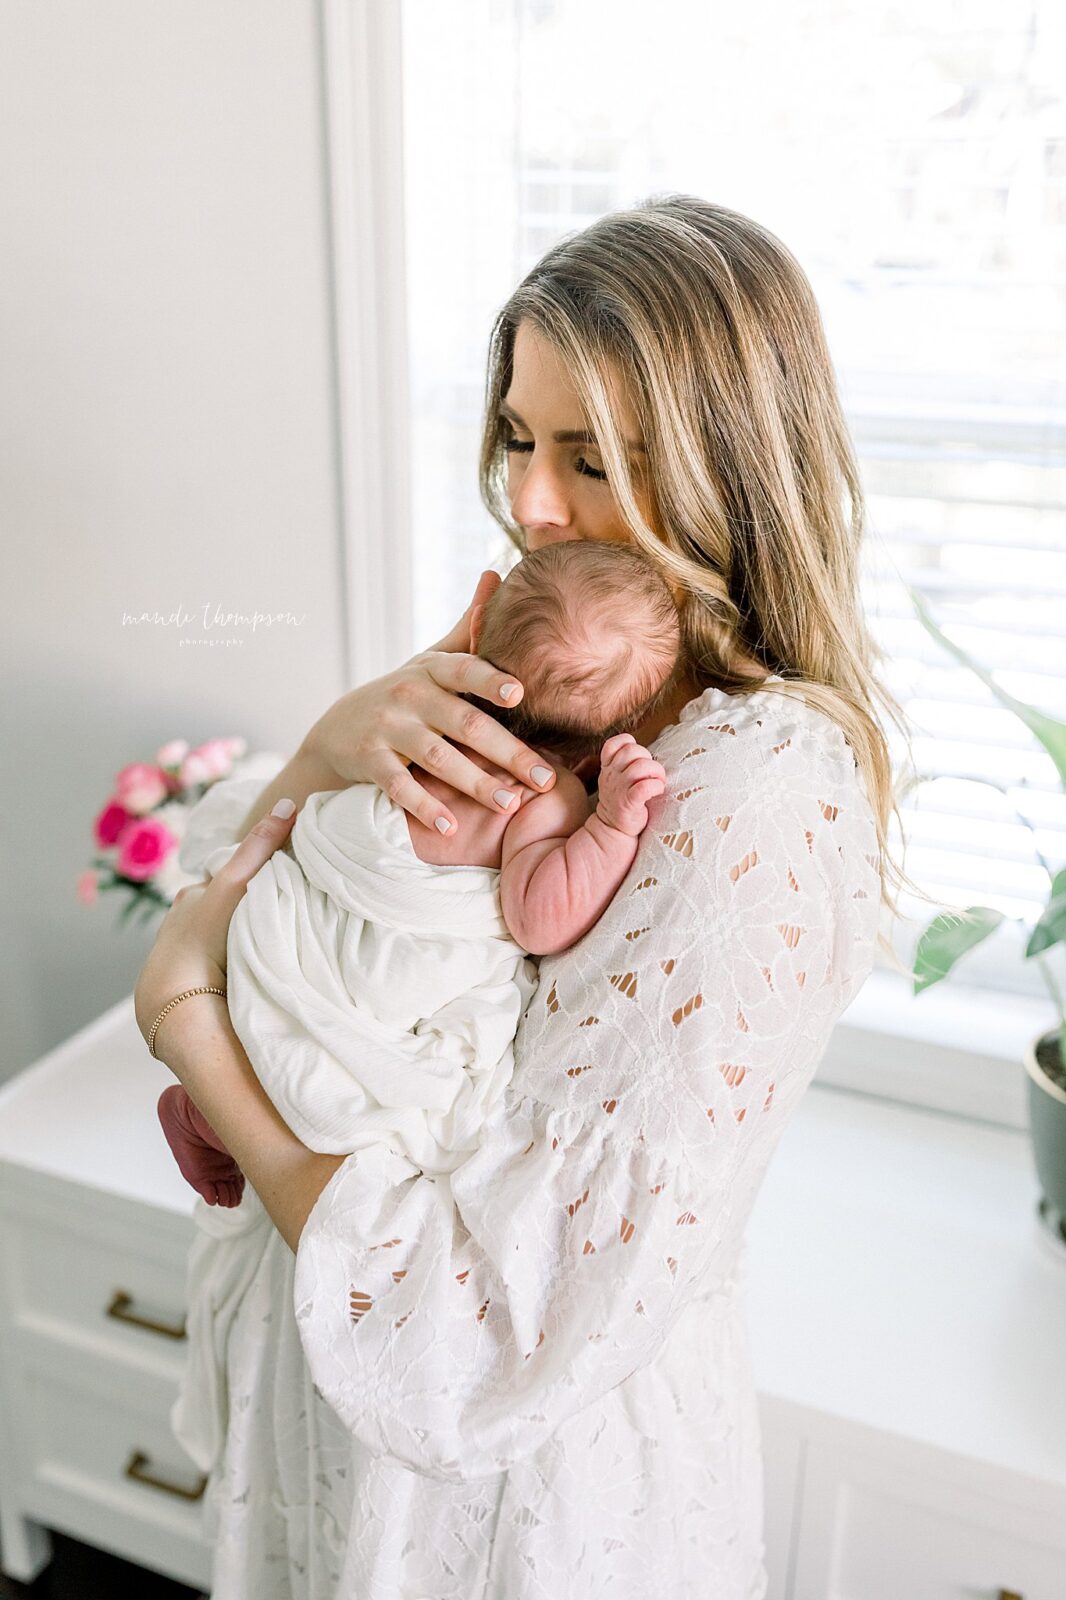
[148,986,228,1060]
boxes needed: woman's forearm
[160,993,345,1252]
[236,738,350,838]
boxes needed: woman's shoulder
[651,676,879,886]
[658,673,845,752]
[656,677,868,801]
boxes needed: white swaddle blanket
[225,779,539,1172]
[168,762,539,1473]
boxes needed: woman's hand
[302,569,557,838]
[134,801,298,1065]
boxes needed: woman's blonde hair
[477,192,930,938]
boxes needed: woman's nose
[509,460,575,542]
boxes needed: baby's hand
[594,734,667,838]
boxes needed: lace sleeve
[291,694,881,1483]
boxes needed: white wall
[0,1,347,1079]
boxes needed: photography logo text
[121,602,308,648]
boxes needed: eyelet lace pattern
[175,683,880,1599]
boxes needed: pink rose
[156,739,190,768]
[94,800,131,848]
[223,736,247,760]
[116,816,179,882]
[115,762,169,815]
[191,738,235,781]
[76,869,99,906]
[179,751,213,788]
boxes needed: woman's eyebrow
[499,399,646,454]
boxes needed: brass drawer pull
[998,1591,1024,1599]
[105,1288,186,1340]
[124,1449,207,1502]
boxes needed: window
[399,0,1066,1020]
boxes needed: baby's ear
[469,602,485,653]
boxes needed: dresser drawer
[0,1002,209,1590]
[1,1190,192,1376]
[794,1436,1066,1600]
[16,1339,211,1589]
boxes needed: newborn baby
[159,540,681,1207]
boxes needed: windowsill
[817,968,1059,1131]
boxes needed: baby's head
[468,542,684,767]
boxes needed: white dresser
[0,995,209,1591]
[2,996,1066,1598]
[748,1084,1066,1599]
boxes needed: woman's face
[501,319,657,553]
[500,318,764,690]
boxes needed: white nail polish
[530,765,553,785]
[500,683,519,700]
[435,816,452,834]
[494,789,516,808]
[271,797,296,819]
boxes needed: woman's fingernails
[531,765,553,785]
[271,798,296,818]
[435,816,453,834]
[494,789,517,809]
[500,683,519,700]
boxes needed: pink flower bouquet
[80,736,248,928]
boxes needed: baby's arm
[500,734,667,956]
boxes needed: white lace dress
[175,680,880,1600]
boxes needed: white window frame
[320,0,414,687]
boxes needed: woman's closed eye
[503,437,608,482]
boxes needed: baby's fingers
[609,745,663,775]
[622,757,667,785]
[600,733,637,763]
[626,776,666,802]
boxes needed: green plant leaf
[910,588,1066,792]
[912,907,1005,994]
[1026,868,1066,958]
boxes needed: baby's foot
[157,1084,246,1207]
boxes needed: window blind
[399,0,1066,1000]
[856,388,1066,995]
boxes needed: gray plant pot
[1023,1030,1066,1229]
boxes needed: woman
[135,194,902,1599]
